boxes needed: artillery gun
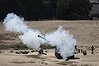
[38,35,75,60]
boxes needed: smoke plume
[3,13,28,33]
[3,13,45,50]
[45,26,76,59]
[3,13,76,59]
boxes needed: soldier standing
[91,45,95,54]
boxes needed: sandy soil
[0,20,99,66]
[0,49,99,66]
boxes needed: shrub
[82,50,87,56]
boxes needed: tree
[0,0,92,20]
[0,0,20,20]
[17,0,44,20]
[49,0,58,18]
[41,0,57,19]
[56,0,92,20]
[56,0,71,20]
[43,0,54,19]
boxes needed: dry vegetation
[0,20,99,66]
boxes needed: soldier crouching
[37,48,47,58]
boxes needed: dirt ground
[0,20,99,66]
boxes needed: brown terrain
[0,20,99,66]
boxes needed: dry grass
[57,61,77,65]
[0,42,28,50]
[1,20,99,46]
[81,64,92,66]
[27,20,99,47]
[0,20,99,66]
[11,60,36,64]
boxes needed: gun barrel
[38,35,46,40]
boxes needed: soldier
[91,45,95,54]
[38,47,47,58]
[38,48,43,55]
[55,47,63,59]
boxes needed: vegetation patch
[81,64,91,66]
[41,44,55,49]
[57,61,77,65]
[0,42,28,50]
[0,42,55,50]
[0,33,16,40]
[11,60,36,64]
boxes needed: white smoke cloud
[3,13,45,50]
[3,13,76,59]
[19,29,45,50]
[3,13,28,33]
[45,26,76,59]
